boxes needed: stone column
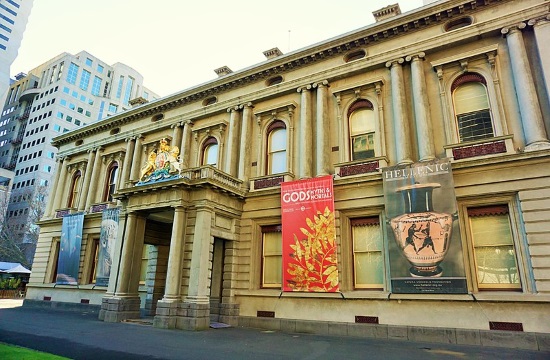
[121,137,135,187]
[181,205,213,330]
[84,147,103,212]
[51,157,68,213]
[386,58,413,164]
[180,121,193,168]
[314,80,331,176]
[528,16,550,104]
[502,23,550,151]
[171,122,183,151]
[297,85,313,178]
[78,150,95,211]
[102,211,146,322]
[224,107,241,176]
[238,103,253,184]
[406,52,435,161]
[154,206,187,329]
[129,135,144,181]
[45,157,65,216]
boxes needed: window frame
[103,162,119,202]
[67,170,82,209]
[265,120,287,175]
[201,136,219,167]
[347,99,377,161]
[351,216,386,290]
[458,195,530,294]
[261,224,282,289]
[451,73,495,143]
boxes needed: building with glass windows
[0,50,158,262]
[24,0,550,349]
[0,0,34,106]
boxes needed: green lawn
[0,342,69,359]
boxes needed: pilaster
[129,135,144,182]
[121,137,135,187]
[314,80,331,176]
[84,147,103,212]
[224,106,241,176]
[45,157,64,217]
[238,103,253,183]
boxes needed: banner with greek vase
[94,208,120,287]
[56,213,85,285]
[281,175,339,292]
[383,158,467,294]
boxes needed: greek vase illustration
[390,183,453,277]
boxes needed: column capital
[501,22,527,36]
[405,52,426,62]
[239,102,254,110]
[297,84,312,93]
[226,105,239,113]
[385,58,405,68]
[528,15,550,27]
[312,80,329,88]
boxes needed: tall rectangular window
[116,76,124,98]
[80,70,91,91]
[261,225,282,288]
[91,76,102,96]
[49,65,57,84]
[66,63,79,84]
[467,205,521,290]
[352,217,385,289]
[57,62,64,81]
[123,76,134,105]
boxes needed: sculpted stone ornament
[137,138,183,185]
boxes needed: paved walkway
[0,300,548,360]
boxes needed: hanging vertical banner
[383,158,467,294]
[56,213,85,285]
[95,208,120,287]
[281,175,339,292]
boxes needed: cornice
[53,0,524,147]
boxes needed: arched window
[452,73,494,142]
[348,99,376,160]
[103,162,119,202]
[202,137,219,167]
[266,120,287,174]
[67,170,82,208]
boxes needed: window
[91,76,102,96]
[88,238,100,284]
[452,73,494,142]
[97,64,104,73]
[202,137,219,167]
[139,245,151,285]
[85,57,93,66]
[123,76,135,105]
[348,99,376,160]
[108,103,118,113]
[66,63,79,84]
[351,217,384,289]
[103,162,119,202]
[266,121,287,174]
[466,204,521,290]
[80,70,91,91]
[116,76,124,98]
[261,225,282,288]
[67,171,82,208]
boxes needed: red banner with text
[281,175,339,292]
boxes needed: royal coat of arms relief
[138,138,183,184]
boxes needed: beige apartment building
[24,0,550,348]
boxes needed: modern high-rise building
[0,0,34,106]
[0,50,159,262]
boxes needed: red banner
[281,175,339,292]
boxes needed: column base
[524,141,550,152]
[99,295,141,323]
[175,299,211,330]
[153,299,180,329]
[219,303,240,327]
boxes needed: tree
[0,185,48,268]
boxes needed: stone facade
[24,0,550,344]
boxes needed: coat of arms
[138,138,183,184]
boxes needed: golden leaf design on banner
[287,206,339,292]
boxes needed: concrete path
[0,300,548,360]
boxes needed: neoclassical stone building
[26,0,550,345]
